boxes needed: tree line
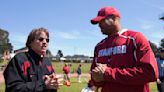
[149,38,164,57]
[0,28,13,56]
[0,28,164,58]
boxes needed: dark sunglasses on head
[38,37,49,43]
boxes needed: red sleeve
[67,67,70,73]
[89,48,104,87]
[103,32,158,85]
[62,67,64,71]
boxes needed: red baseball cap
[91,6,120,24]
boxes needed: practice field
[0,79,158,92]
[51,62,91,74]
[0,62,158,92]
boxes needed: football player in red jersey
[88,6,158,92]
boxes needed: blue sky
[0,0,164,56]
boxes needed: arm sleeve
[103,32,158,85]
[43,58,57,92]
[89,48,105,87]
[3,56,45,92]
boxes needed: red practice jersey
[63,66,70,74]
[90,29,158,92]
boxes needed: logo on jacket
[98,45,126,57]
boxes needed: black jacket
[3,48,57,92]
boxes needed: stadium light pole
[160,16,164,20]
[159,13,164,21]
[159,13,164,30]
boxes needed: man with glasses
[4,27,62,92]
[88,6,158,92]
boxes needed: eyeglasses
[37,37,49,43]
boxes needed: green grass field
[51,62,91,74]
[0,79,158,92]
[0,62,158,92]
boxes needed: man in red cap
[88,6,158,92]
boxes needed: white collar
[118,28,128,35]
